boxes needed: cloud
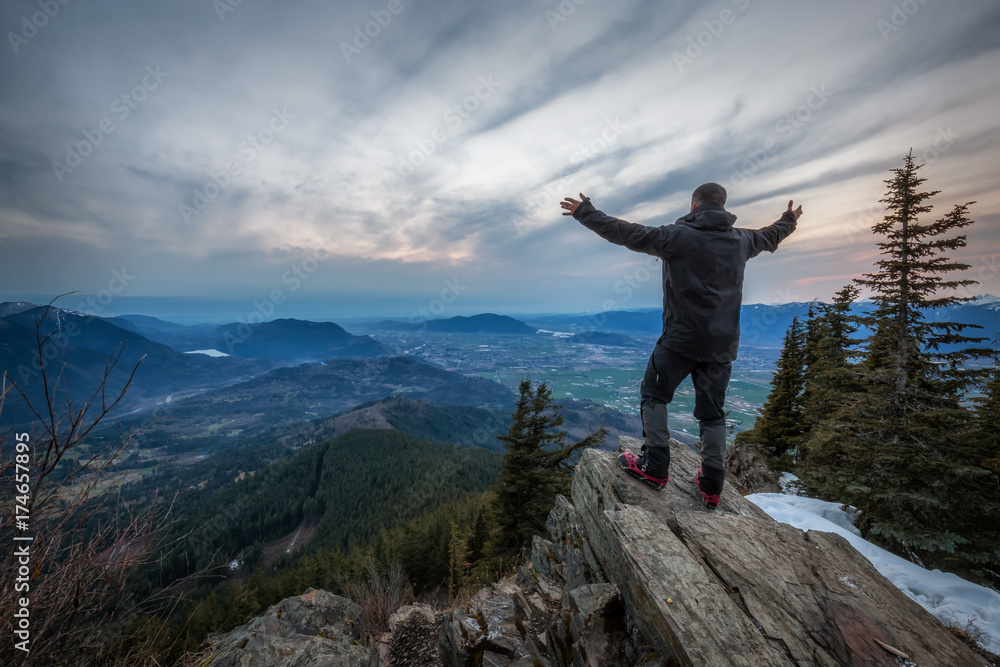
[1,0,998,313]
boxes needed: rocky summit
[192,436,988,666]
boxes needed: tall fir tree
[801,285,862,427]
[491,378,607,558]
[962,356,1000,584]
[735,316,806,461]
[466,500,491,564]
[796,284,864,470]
[972,357,1000,473]
[447,522,467,597]
[814,151,992,568]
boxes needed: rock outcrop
[196,436,989,666]
[191,587,368,665]
[576,436,987,666]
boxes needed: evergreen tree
[467,501,491,563]
[795,285,865,474]
[813,151,992,567]
[447,522,467,597]
[962,357,1000,584]
[735,316,806,460]
[800,285,862,429]
[972,358,1000,473]
[491,379,607,557]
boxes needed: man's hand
[561,193,589,216]
[787,200,803,221]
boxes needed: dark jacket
[573,199,797,363]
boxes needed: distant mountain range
[521,296,1000,349]
[0,303,388,426]
[0,304,273,425]
[374,312,536,334]
[110,355,518,453]
[5,295,995,428]
[113,313,388,359]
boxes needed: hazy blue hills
[523,297,1000,350]
[0,301,41,318]
[0,304,272,425]
[209,319,388,359]
[115,356,519,453]
[525,305,815,343]
[111,313,389,360]
[375,312,536,334]
[109,313,192,333]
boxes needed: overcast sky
[1,0,999,319]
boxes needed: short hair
[692,182,727,207]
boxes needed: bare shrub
[342,559,412,641]
[0,300,196,665]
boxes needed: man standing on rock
[561,184,801,508]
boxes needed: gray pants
[639,341,731,471]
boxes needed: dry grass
[343,559,412,641]
[947,619,1000,666]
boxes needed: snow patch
[778,472,806,496]
[184,349,229,357]
[746,492,1000,654]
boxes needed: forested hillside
[139,428,502,590]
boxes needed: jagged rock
[544,582,652,667]
[571,436,990,666]
[372,603,440,667]
[544,493,607,589]
[194,587,367,666]
[438,579,552,666]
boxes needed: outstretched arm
[561,193,671,257]
[745,200,802,258]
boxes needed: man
[561,183,801,508]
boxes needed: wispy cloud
[0,0,998,314]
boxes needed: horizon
[2,2,999,315]
[2,292,998,327]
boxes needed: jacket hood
[678,203,737,231]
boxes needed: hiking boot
[618,448,669,490]
[695,467,724,509]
